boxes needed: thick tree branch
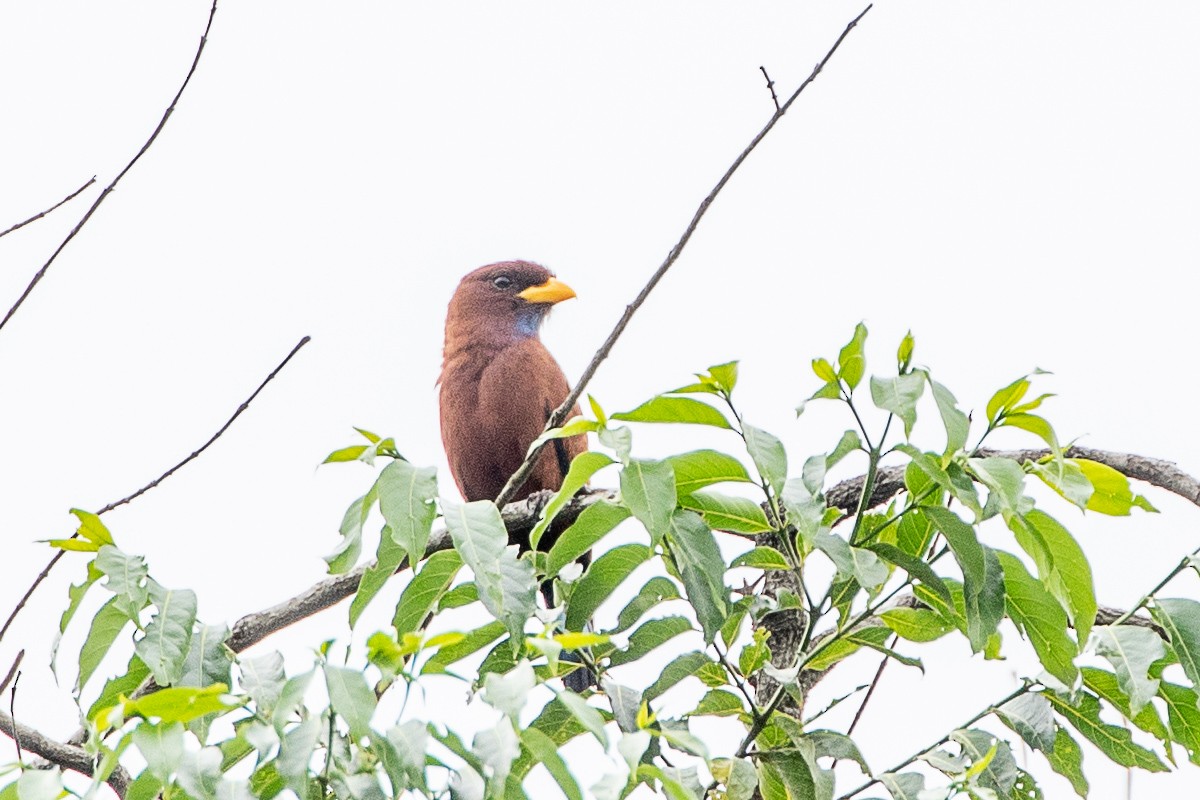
[494,3,874,506]
[0,178,96,240]
[0,0,220,333]
[0,335,310,646]
[0,709,131,797]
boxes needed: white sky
[1,2,1198,798]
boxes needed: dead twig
[0,0,220,333]
[495,3,875,506]
[759,65,780,111]
[0,334,310,646]
[0,178,96,240]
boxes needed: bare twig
[759,66,780,111]
[8,672,21,764]
[0,0,220,333]
[0,708,131,797]
[494,3,875,507]
[0,335,311,646]
[0,178,96,240]
[0,650,22,696]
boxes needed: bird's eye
[492,275,513,290]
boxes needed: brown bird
[438,260,587,553]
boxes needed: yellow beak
[518,277,577,305]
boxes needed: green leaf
[16,768,64,800]
[1010,510,1096,648]
[897,330,915,371]
[611,576,681,633]
[87,655,151,722]
[125,685,239,723]
[1002,412,1060,452]
[866,542,952,606]
[324,490,372,574]
[557,690,608,746]
[608,616,693,667]
[238,651,287,719]
[967,457,1028,516]
[351,522,405,627]
[611,396,732,429]
[679,490,772,534]
[393,549,463,639]
[666,510,729,643]
[1047,691,1168,771]
[444,499,536,646]
[986,376,1031,423]
[1092,625,1164,716]
[133,721,185,782]
[813,532,888,593]
[743,424,787,497]
[644,652,715,702]
[1044,725,1089,797]
[730,546,790,571]
[546,500,631,579]
[1152,598,1200,691]
[322,444,368,463]
[530,451,614,549]
[77,596,132,693]
[423,620,506,673]
[837,322,868,390]
[377,458,439,566]
[869,372,925,437]
[706,361,739,394]
[692,689,745,718]
[71,508,114,546]
[324,665,376,741]
[996,551,1078,686]
[665,449,752,495]
[811,357,837,384]
[878,772,925,800]
[135,584,197,686]
[927,377,968,454]
[924,507,1005,652]
[1159,681,1200,765]
[521,728,583,800]
[805,625,892,672]
[1082,667,1172,747]
[566,544,652,631]
[952,729,1017,796]
[996,692,1056,752]
[96,545,149,618]
[1072,459,1157,515]
[880,608,954,643]
[620,458,677,546]
[1030,459,1093,510]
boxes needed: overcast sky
[2,2,1199,798]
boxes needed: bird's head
[444,260,577,350]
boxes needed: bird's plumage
[438,260,587,532]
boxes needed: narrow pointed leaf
[566,544,651,632]
[531,451,615,549]
[619,458,676,546]
[612,396,732,429]
[665,450,752,495]
[393,549,463,638]
[546,500,631,579]
[666,510,728,643]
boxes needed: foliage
[20,325,1200,800]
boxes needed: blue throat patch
[514,307,544,338]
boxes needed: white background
[1,2,1198,798]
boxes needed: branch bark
[0,709,130,797]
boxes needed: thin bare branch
[0,335,311,646]
[494,3,875,507]
[0,0,220,333]
[0,650,22,696]
[0,178,96,240]
[759,65,781,111]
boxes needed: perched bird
[438,260,587,555]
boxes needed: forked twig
[495,3,874,507]
[0,335,311,645]
[0,178,96,240]
[0,0,220,333]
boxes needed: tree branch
[0,178,96,240]
[494,3,874,507]
[0,335,310,646]
[0,0,220,334]
[0,709,131,797]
